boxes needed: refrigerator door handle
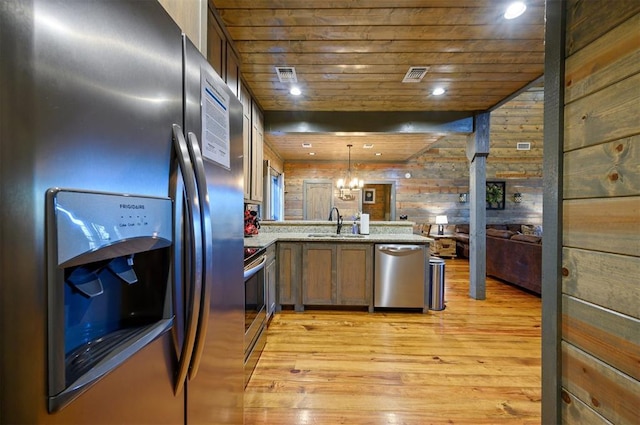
[171,124,204,395]
[185,131,212,380]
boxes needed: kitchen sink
[307,233,366,238]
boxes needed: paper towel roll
[360,213,369,234]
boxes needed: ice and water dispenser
[46,189,173,412]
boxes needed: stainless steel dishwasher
[374,244,427,309]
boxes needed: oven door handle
[244,256,266,280]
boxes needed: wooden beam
[264,111,474,134]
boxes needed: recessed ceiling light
[363,144,374,149]
[309,152,315,156]
[432,87,446,96]
[290,86,301,96]
[504,2,526,19]
[302,143,312,148]
[375,152,382,156]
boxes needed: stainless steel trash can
[429,257,446,311]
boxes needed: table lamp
[435,215,448,235]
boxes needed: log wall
[280,87,544,227]
[560,3,640,424]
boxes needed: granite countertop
[244,232,432,248]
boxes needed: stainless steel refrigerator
[0,1,244,423]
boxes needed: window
[263,165,284,221]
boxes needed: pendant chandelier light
[337,144,363,201]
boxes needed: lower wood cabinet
[336,244,373,310]
[276,242,374,311]
[302,244,336,305]
[265,244,277,319]
[277,242,302,311]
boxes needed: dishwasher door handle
[378,245,423,254]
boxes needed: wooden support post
[466,112,490,300]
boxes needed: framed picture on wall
[363,188,376,204]
[486,181,505,210]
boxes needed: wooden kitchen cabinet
[240,83,251,200]
[301,243,373,310]
[336,244,373,310]
[277,242,302,311]
[225,45,239,97]
[265,244,277,320]
[207,8,225,77]
[240,82,264,204]
[302,244,336,305]
[250,101,264,202]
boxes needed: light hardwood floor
[245,258,542,424]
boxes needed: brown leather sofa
[454,224,542,295]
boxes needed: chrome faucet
[328,207,343,234]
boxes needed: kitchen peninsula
[245,221,432,313]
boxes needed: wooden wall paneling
[563,197,640,257]
[565,13,640,104]
[565,0,640,56]
[564,73,640,152]
[562,4,640,424]
[562,247,640,319]
[561,389,618,425]
[561,341,640,425]
[563,135,640,199]
[277,87,544,224]
[284,159,542,225]
[562,295,639,381]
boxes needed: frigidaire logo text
[120,204,145,210]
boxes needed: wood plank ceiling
[210,0,546,162]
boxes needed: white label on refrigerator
[201,72,230,168]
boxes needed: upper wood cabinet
[250,101,264,203]
[207,7,225,78]
[158,0,206,54]
[207,6,239,97]
[240,83,251,200]
[208,5,262,203]
[226,47,239,97]
[240,83,264,203]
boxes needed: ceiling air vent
[516,142,531,150]
[275,66,297,83]
[402,66,429,83]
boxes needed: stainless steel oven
[243,248,267,386]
